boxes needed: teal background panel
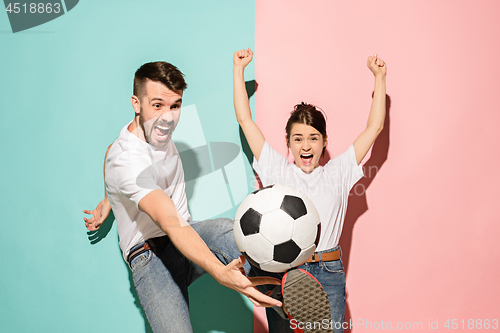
[0,1,256,332]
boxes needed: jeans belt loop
[146,239,155,252]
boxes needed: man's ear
[323,134,328,147]
[131,95,141,115]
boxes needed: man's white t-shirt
[105,122,191,261]
[253,141,363,251]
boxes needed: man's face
[135,80,182,148]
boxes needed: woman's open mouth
[300,153,313,166]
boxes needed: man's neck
[128,117,147,142]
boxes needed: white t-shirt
[105,122,191,261]
[253,141,363,251]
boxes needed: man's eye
[153,104,162,108]
[171,104,179,110]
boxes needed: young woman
[233,48,386,333]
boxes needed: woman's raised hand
[233,48,253,68]
[367,54,387,77]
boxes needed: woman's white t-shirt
[253,141,363,251]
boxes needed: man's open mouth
[154,125,170,139]
[300,153,313,165]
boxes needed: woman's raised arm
[233,48,266,161]
[353,54,387,165]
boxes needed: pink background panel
[254,0,500,332]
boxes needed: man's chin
[148,136,170,148]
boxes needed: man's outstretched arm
[139,189,282,308]
[83,144,112,231]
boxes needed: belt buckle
[311,253,317,263]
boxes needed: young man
[83,61,281,333]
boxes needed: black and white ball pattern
[234,184,320,273]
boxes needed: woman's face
[288,122,327,174]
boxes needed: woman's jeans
[263,245,346,333]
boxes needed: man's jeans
[128,217,258,333]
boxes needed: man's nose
[159,110,175,121]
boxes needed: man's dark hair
[133,62,187,100]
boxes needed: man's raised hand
[233,48,253,68]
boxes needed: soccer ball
[234,184,320,273]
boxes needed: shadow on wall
[86,215,154,332]
[87,208,154,332]
[87,210,115,245]
[340,94,391,333]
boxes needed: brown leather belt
[305,248,341,263]
[127,235,170,263]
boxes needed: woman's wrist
[233,65,246,73]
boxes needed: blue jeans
[128,218,249,332]
[128,217,264,333]
[257,246,346,333]
[298,246,346,333]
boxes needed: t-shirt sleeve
[252,141,289,186]
[325,145,364,191]
[114,152,161,210]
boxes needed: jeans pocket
[129,250,152,273]
[322,260,345,274]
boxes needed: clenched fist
[367,54,387,77]
[234,48,253,68]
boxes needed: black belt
[127,235,170,263]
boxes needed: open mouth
[300,153,313,166]
[153,124,170,140]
